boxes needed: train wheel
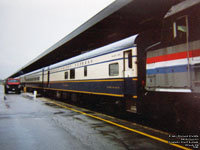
[71,93,79,104]
[114,100,126,116]
[56,91,62,99]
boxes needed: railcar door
[123,49,137,113]
[43,67,50,88]
[123,50,133,78]
[42,69,44,88]
[123,50,133,95]
[47,69,50,87]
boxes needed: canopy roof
[10,0,182,78]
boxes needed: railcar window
[70,69,75,79]
[84,66,87,77]
[64,72,68,79]
[173,17,187,44]
[25,77,40,81]
[109,63,119,76]
[47,71,50,83]
[128,52,132,68]
[8,79,19,83]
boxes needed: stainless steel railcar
[139,0,200,132]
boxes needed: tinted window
[65,72,68,79]
[8,79,19,83]
[109,63,119,76]
[25,77,39,81]
[70,69,75,79]
[128,52,132,68]
[173,17,187,44]
[161,16,188,47]
[84,66,87,77]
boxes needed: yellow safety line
[41,98,191,150]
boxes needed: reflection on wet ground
[0,85,190,150]
[53,111,65,115]
[45,102,61,108]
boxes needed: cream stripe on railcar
[49,47,137,81]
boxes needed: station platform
[0,85,196,150]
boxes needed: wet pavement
[0,85,190,150]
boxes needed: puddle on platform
[99,130,117,136]
[54,111,65,115]
[45,102,60,108]
[72,116,86,123]
[91,123,105,129]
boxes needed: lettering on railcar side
[106,86,120,89]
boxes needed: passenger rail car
[21,35,139,112]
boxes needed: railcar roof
[50,34,138,70]
[165,0,200,18]
[22,68,44,76]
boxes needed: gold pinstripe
[26,86,124,97]
[23,77,138,84]
[25,77,138,97]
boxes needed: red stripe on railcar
[147,49,200,64]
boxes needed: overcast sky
[0,0,115,79]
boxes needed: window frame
[173,16,188,44]
[64,71,68,79]
[84,66,87,77]
[70,69,75,79]
[128,52,132,68]
[109,63,119,76]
